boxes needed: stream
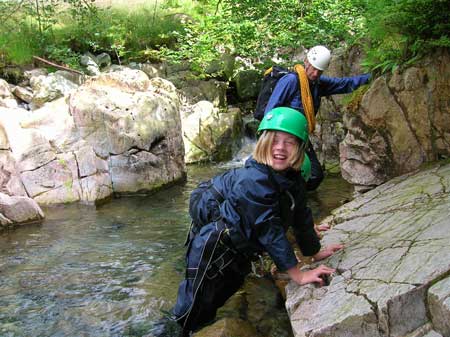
[0,162,353,337]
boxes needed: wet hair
[253,130,305,171]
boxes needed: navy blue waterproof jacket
[210,157,321,271]
[264,72,371,115]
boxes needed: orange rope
[264,67,273,76]
[293,64,315,133]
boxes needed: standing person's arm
[319,73,371,96]
[264,73,299,114]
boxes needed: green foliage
[361,0,450,74]
[0,0,366,73]
[1,0,447,78]
[44,45,81,70]
[0,25,41,65]
[0,0,98,65]
[161,0,366,71]
[0,0,188,67]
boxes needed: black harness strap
[177,221,227,327]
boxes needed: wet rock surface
[286,161,450,337]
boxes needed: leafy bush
[361,0,450,74]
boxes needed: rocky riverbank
[286,160,450,337]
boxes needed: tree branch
[32,56,85,76]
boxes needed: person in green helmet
[165,107,343,336]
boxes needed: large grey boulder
[69,70,185,195]
[0,111,45,229]
[0,101,111,205]
[0,192,44,229]
[286,161,450,337]
[0,68,185,205]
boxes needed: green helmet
[257,107,308,142]
[301,153,311,181]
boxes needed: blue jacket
[264,72,371,115]
[210,157,320,271]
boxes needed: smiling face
[269,131,299,171]
[304,59,323,82]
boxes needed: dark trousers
[306,142,324,191]
[175,258,249,333]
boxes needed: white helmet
[306,45,331,71]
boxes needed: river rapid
[0,163,353,337]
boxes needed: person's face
[270,131,298,171]
[304,59,322,82]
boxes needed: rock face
[286,161,450,337]
[182,102,243,164]
[1,122,44,229]
[340,49,450,191]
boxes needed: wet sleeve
[292,206,321,256]
[264,73,299,114]
[290,183,321,256]
[319,73,371,96]
[235,177,298,271]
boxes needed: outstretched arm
[319,73,371,96]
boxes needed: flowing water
[0,163,353,337]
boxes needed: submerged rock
[193,318,261,337]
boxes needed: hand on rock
[314,223,331,237]
[288,264,335,286]
[312,244,344,261]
